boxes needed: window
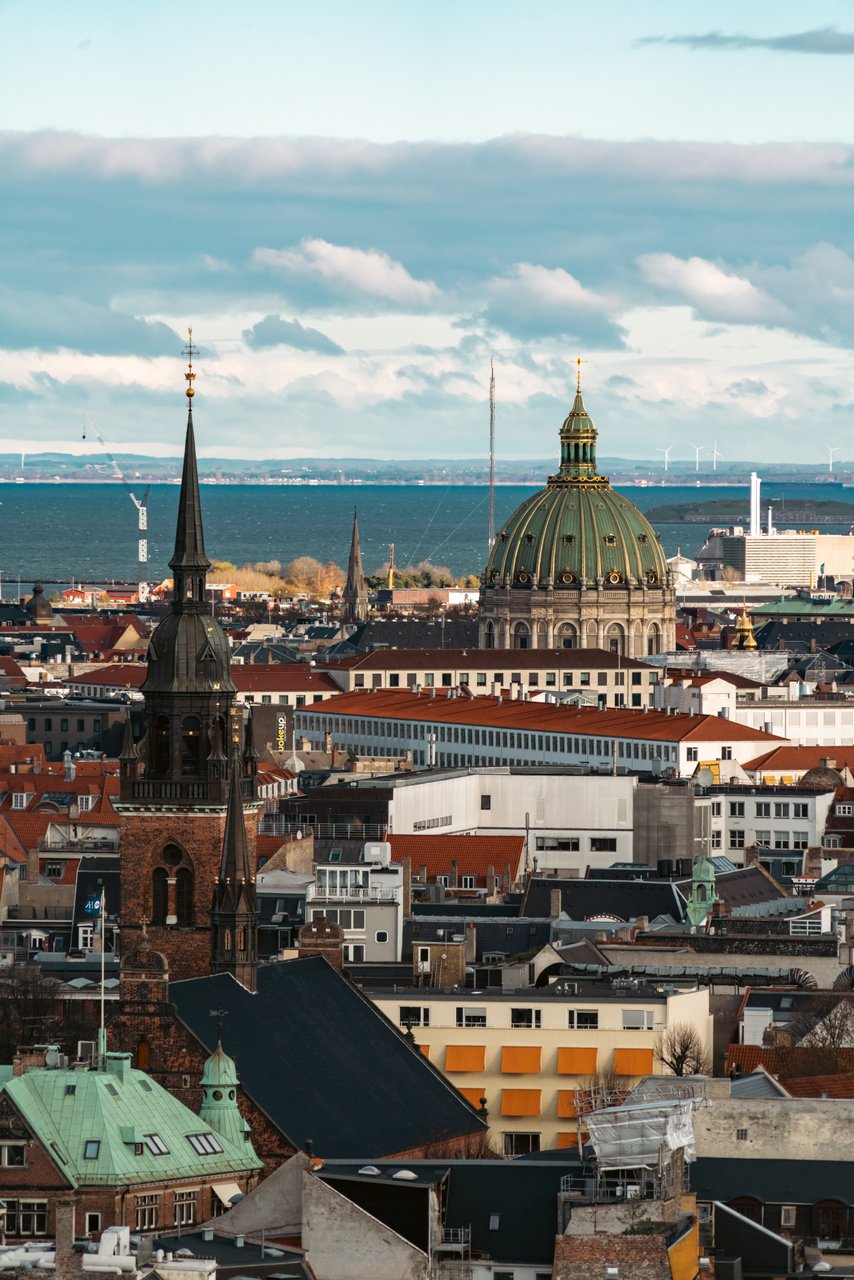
[45,862,63,879]
[686,747,698,762]
[375,930,389,944]
[85,1213,101,1236]
[536,836,579,852]
[481,794,492,810]
[756,801,771,818]
[1,1143,26,1166]
[151,868,168,926]
[399,1006,430,1027]
[456,1006,487,1027]
[773,832,789,850]
[622,1009,655,1030]
[729,801,745,817]
[729,830,745,849]
[793,831,809,850]
[84,1140,101,1160]
[503,1132,540,1156]
[721,746,733,760]
[736,1128,748,1141]
[12,792,28,810]
[174,1190,196,1227]
[793,803,809,819]
[511,1008,542,1029]
[711,801,721,816]
[135,1194,159,1231]
[711,831,722,849]
[60,718,69,732]
[77,794,95,812]
[774,802,790,818]
[590,837,617,853]
[580,672,590,687]
[755,830,771,846]
[4,1201,48,1238]
[144,1133,170,1156]
[461,875,476,889]
[186,1132,224,1155]
[176,867,193,926]
[567,1009,598,1029]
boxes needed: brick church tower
[116,334,260,983]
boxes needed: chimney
[419,863,428,883]
[53,1200,79,1280]
[402,856,412,916]
[486,863,496,897]
[550,887,562,918]
[465,922,477,962]
[450,859,459,887]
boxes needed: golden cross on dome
[182,327,197,399]
[576,353,584,392]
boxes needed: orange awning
[501,1045,542,1074]
[419,1043,430,1058]
[557,1047,598,1075]
[613,1047,655,1077]
[557,1132,579,1149]
[458,1086,486,1108]
[445,1044,486,1072]
[501,1089,541,1117]
[557,1089,578,1118]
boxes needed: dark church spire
[342,508,369,624]
[170,331,211,612]
[211,748,258,991]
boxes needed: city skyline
[3,1,854,462]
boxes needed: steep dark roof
[404,915,550,961]
[170,957,485,1159]
[693,1156,854,1204]
[521,876,686,924]
[675,865,786,909]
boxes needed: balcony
[263,819,387,841]
[38,837,119,853]
[312,887,399,903]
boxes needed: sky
[3,0,854,464]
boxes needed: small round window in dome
[604,534,617,546]
[638,534,648,544]
[229,1090,236,1100]
[491,570,500,582]
[646,571,659,585]
[212,1089,224,1100]
[559,571,576,585]
[525,534,534,544]
[516,571,529,584]
[607,571,622,585]
[562,534,575,545]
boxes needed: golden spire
[576,353,583,392]
[183,327,197,399]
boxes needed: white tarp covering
[586,1099,696,1170]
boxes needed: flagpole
[98,888,107,1069]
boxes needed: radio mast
[488,358,496,550]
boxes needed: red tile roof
[725,1044,854,1076]
[66,663,338,694]
[299,688,785,744]
[783,1072,854,1098]
[38,857,81,886]
[320,647,655,672]
[744,746,854,774]
[387,834,526,884]
[0,656,27,686]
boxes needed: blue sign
[84,896,102,916]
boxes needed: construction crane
[82,417,150,602]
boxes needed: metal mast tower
[488,357,496,550]
[82,418,150,602]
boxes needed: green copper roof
[484,390,667,590]
[2,1052,261,1188]
[751,597,854,616]
[199,1043,253,1149]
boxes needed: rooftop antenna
[711,441,723,472]
[828,445,841,475]
[690,443,705,472]
[657,446,673,474]
[488,358,496,550]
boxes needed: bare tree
[0,964,62,1061]
[791,995,854,1051]
[655,1023,711,1077]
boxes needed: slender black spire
[342,508,368,624]
[218,751,253,893]
[211,748,258,991]
[170,331,211,610]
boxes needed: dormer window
[12,793,28,810]
[604,534,617,546]
[77,795,95,812]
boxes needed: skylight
[144,1133,170,1156]
[187,1132,224,1155]
[84,1140,100,1159]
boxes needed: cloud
[242,314,344,354]
[0,285,182,356]
[637,253,788,324]
[638,27,854,55]
[484,263,626,345]
[252,238,439,307]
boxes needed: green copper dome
[484,388,668,590]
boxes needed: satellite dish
[44,1047,60,1069]
[696,768,715,789]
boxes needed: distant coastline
[644,498,854,525]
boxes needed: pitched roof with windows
[319,646,656,673]
[65,663,338,695]
[298,688,784,745]
[2,1052,261,1188]
[388,834,526,885]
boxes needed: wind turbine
[657,446,673,474]
[711,442,723,472]
[828,445,841,475]
[690,443,706,472]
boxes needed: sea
[1,480,852,590]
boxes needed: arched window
[647,622,662,657]
[154,715,170,775]
[224,928,233,953]
[180,716,203,775]
[813,1200,847,1240]
[151,868,168,926]
[175,867,193,926]
[558,624,577,650]
[135,1039,151,1071]
[512,622,530,650]
[606,623,625,656]
[238,927,247,953]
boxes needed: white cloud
[485,263,624,344]
[252,238,440,307]
[637,253,787,324]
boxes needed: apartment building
[305,843,405,962]
[708,782,836,870]
[370,982,711,1155]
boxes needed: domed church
[479,367,675,657]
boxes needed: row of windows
[243,693,324,706]
[353,670,649,689]
[425,1006,655,1030]
[28,717,101,732]
[727,801,809,819]
[726,831,810,850]
[535,835,618,854]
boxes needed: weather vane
[183,328,197,399]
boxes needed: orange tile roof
[387,834,526,883]
[67,663,338,694]
[301,688,785,744]
[38,857,80,886]
[725,1045,854,1076]
[744,746,854,774]
[783,1073,854,1098]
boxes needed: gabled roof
[675,865,787,909]
[2,1054,261,1188]
[744,745,854,775]
[319,646,655,673]
[521,876,686,924]
[388,834,526,884]
[170,957,486,1159]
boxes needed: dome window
[500,532,508,542]
[646,571,659,585]
[559,571,576,585]
[525,534,534,544]
[562,535,575,545]
[638,534,648,544]
[604,534,617,546]
[607,571,622,585]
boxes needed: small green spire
[199,1040,257,1152]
